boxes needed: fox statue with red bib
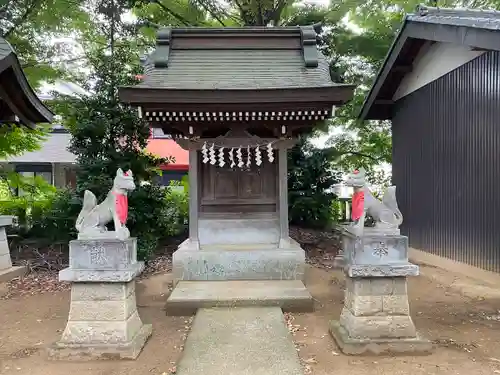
[75,168,135,240]
[345,168,403,235]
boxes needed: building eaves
[0,37,54,126]
[358,4,500,121]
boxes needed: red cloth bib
[351,190,365,221]
[113,192,128,224]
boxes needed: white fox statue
[345,168,403,234]
[75,168,136,240]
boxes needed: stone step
[165,280,313,315]
[175,307,303,375]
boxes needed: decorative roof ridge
[152,25,319,70]
[414,4,500,19]
[160,26,305,35]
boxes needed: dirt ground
[293,265,500,375]
[1,265,500,375]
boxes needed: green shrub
[126,184,188,260]
[288,138,342,229]
[29,189,81,243]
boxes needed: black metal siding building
[392,51,500,272]
[359,5,500,272]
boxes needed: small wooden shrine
[0,37,53,127]
[119,26,354,284]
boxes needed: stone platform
[172,238,305,283]
[165,280,313,315]
[175,307,303,375]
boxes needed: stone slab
[69,238,137,270]
[175,307,303,375]
[347,264,419,277]
[173,246,305,283]
[59,262,144,282]
[48,323,152,360]
[165,280,313,315]
[198,217,280,246]
[0,265,26,283]
[329,320,433,356]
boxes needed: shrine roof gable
[128,26,337,92]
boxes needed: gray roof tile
[136,26,338,91]
[140,49,333,90]
[408,5,500,30]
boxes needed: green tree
[57,0,177,259]
[0,124,53,202]
[1,0,93,87]
[0,125,48,159]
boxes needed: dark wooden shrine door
[200,157,278,213]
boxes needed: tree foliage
[0,0,92,87]
[55,0,180,259]
[0,125,48,159]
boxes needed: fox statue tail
[382,186,403,226]
[75,190,98,232]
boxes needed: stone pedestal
[172,237,305,284]
[48,237,152,360]
[330,229,433,355]
[0,216,26,282]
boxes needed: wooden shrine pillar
[278,144,289,247]
[188,148,200,249]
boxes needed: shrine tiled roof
[137,27,335,90]
[119,26,355,106]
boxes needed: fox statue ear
[126,169,133,176]
[117,168,124,176]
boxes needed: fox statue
[75,168,136,240]
[345,168,403,234]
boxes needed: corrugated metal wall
[392,50,500,272]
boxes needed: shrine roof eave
[118,85,356,108]
[0,51,54,128]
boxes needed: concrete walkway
[175,307,303,375]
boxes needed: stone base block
[330,320,433,355]
[48,324,152,360]
[173,240,305,283]
[198,217,279,246]
[0,265,26,283]
[50,281,151,360]
[69,238,137,270]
